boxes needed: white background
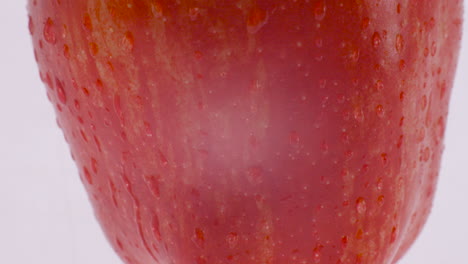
[0,2,466,264]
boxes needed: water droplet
[43,17,57,44]
[143,174,161,198]
[313,1,326,21]
[226,232,239,249]
[246,7,268,34]
[55,78,67,104]
[356,197,367,214]
[372,32,381,48]
[395,34,404,53]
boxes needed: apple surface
[28,1,462,263]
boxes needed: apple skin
[28,1,462,263]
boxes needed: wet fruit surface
[28,1,462,264]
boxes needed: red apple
[28,1,462,263]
